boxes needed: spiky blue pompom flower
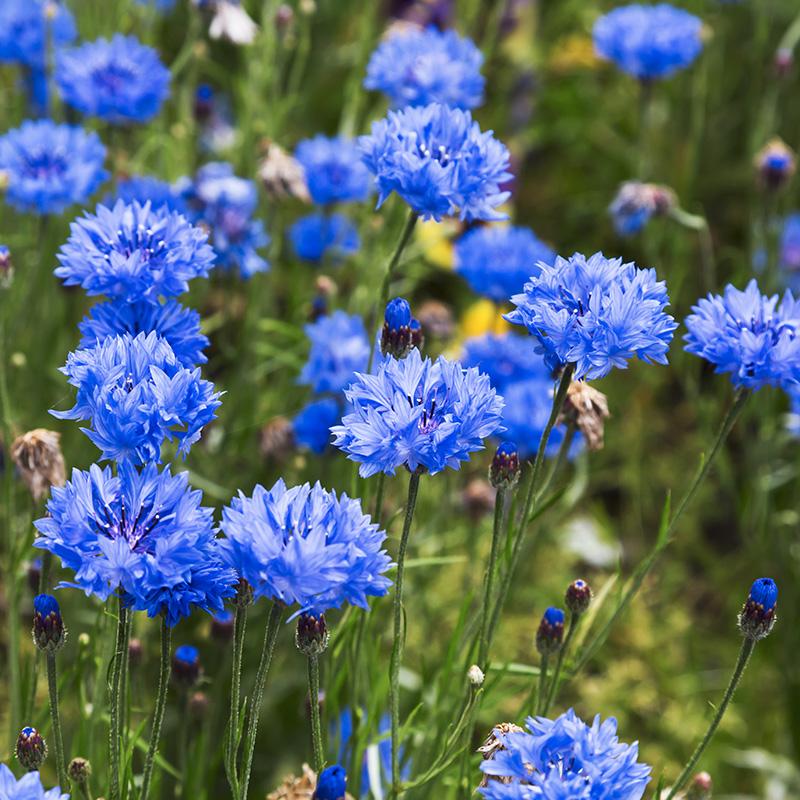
[684,280,800,391]
[332,347,504,477]
[179,162,270,278]
[219,480,392,615]
[293,398,340,454]
[289,213,360,263]
[79,299,208,367]
[364,25,485,109]
[0,121,108,215]
[359,103,512,222]
[0,762,66,800]
[34,462,235,626]
[56,34,170,124]
[53,332,221,464]
[109,175,184,213]
[455,225,555,302]
[593,4,703,81]
[0,0,76,70]
[299,311,370,395]
[506,252,677,380]
[294,135,372,206]
[55,201,215,304]
[479,709,650,800]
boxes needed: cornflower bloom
[299,312,370,395]
[289,213,360,263]
[0,762,66,799]
[294,135,372,205]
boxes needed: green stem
[238,602,283,800]
[535,655,549,716]
[390,470,422,799]
[307,655,324,773]
[537,421,577,503]
[477,488,506,669]
[46,652,68,789]
[108,602,129,800]
[638,79,654,180]
[225,604,248,795]
[140,618,171,800]
[664,638,756,800]
[542,614,579,717]
[373,472,386,524]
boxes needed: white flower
[209,1,258,46]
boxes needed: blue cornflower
[480,709,650,800]
[359,103,512,222]
[56,201,215,304]
[506,252,677,380]
[56,34,170,124]
[53,332,221,464]
[219,480,392,615]
[594,4,703,81]
[364,26,485,110]
[79,299,208,367]
[739,578,778,641]
[0,763,67,800]
[109,175,184,213]
[299,312,370,395]
[462,334,550,391]
[332,347,504,477]
[179,162,270,278]
[293,398,340,454]
[34,462,235,626]
[684,280,800,390]
[172,644,201,685]
[609,182,675,237]
[0,0,76,69]
[32,594,65,652]
[289,213,360,263]
[313,765,347,800]
[294,135,372,205]
[780,213,800,282]
[455,225,555,302]
[0,121,108,215]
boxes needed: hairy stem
[139,617,171,800]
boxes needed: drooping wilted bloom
[10,429,66,502]
[755,137,796,191]
[257,139,311,202]
[14,728,48,773]
[684,280,800,390]
[560,381,610,452]
[219,480,392,614]
[299,311,370,395]
[0,121,108,215]
[54,332,221,464]
[360,103,512,222]
[294,135,372,205]
[332,347,504,477]
[289,213,360,263]
[609,181,675,236]
[738,577,778,641]
[313,765,347,800]
[365,25,485,109]
[79,299,209,367]
[179,162,270,278]
[507,252,677,380]
[0,0,76,69]
[35,462,235,626]
[293,398,340,454]
[479,709,651,799]
[455,225,555,302]
[56,34,170,124]
[32,594,66,652]
[593,4,703,81]
[56,201,214,304]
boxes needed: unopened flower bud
[233,577,254,608]
[775,47,793,77]
[467,664,485,686]
[313,764,346,800]
[461,479,495,522]
[565,579,592,616]
[687,771,712,800]
[738,577,777,641]
[172,645,201,687]
[489,442,520,489]
[275,4,294,30]
[0,245,13,288]
[194,83,214,123]
[756,137,796,191]
[416,300,454,340]
[32,594,66,652]
[295,613,329,657]
[16,727,47,771]
[189,691,209,718]
[560,382,610,452]
[410,317,424,351]
[535,607,565,656]
[381,297,414,359]
[211,609,235,642]
[68,757,92,786]
[128,638,143,666]
[10,429,66,502]
[609,181,675,236]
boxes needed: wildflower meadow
[1,1,798,798]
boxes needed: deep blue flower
[462,334,549,391]
[0,121,108,215]
[747,577,778,612]
[455,225,555,302]
[0,0,76,70]
[179,162,270,278]
[53,332,221,464]
[294,135,372,205]
[593,4,704,81]
[109,175,184,213]
[34,462,235,626]
[359,103,512,222]
[780,213,800,282]
[136,0,177,10]
[299,312,370,395]
[536,606,565,654]
[684,280,800,390]
[480,709,650,799]
[289,213,360,263]
[0,762,66,800]
[56,34,170,124]
[219,480,392,615]
[381,297,416,359]
[172,643,201,684]
[332,347,504,477]
[364,25,484,109]
[385,298,412,330]
[79,299,209,367]
[609,182,675,237]
[174,644,199,665]
[739,577,778,641]
[313,764,347,800]
[506,252,677,380]
[56,201,215,304]
[293,398,340,454]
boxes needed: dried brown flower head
[10,429,66,501]
[260,417,295,463]
[268,764,354,800]
[477,723,525,787]
[258,140,311,203]
[559,381,610,452]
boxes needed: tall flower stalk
[140,616,172,800]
